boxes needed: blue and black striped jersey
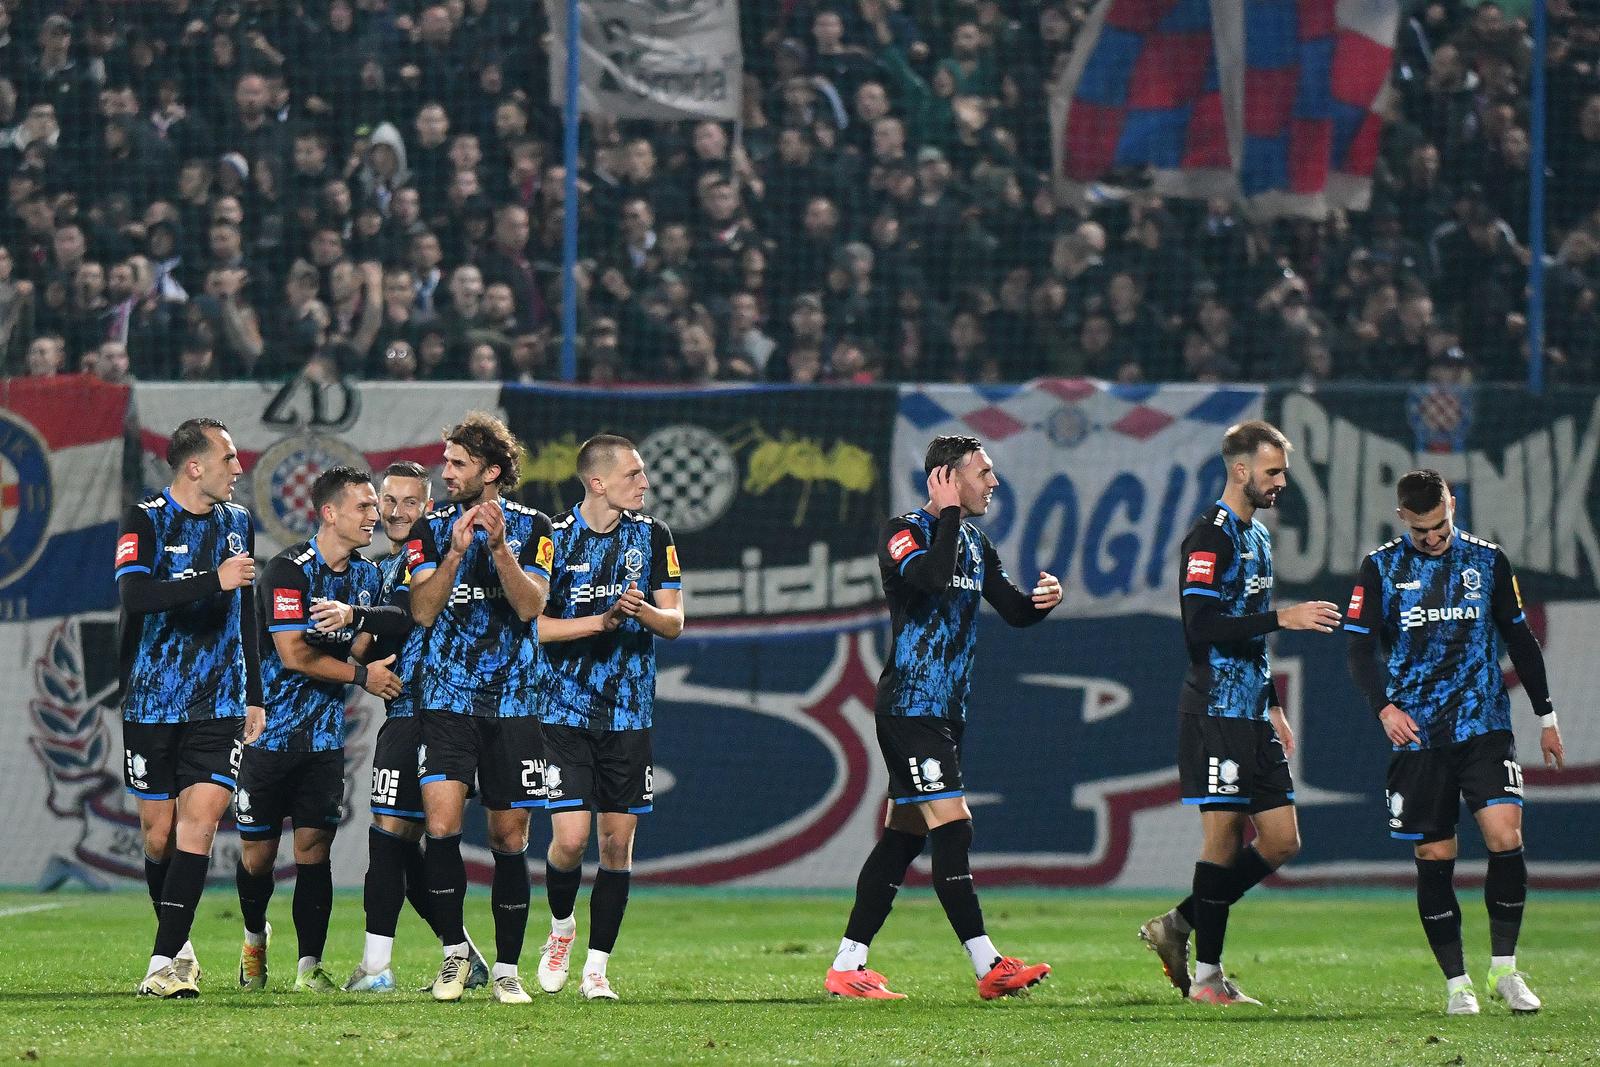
[256,540,381,752]
[116,490,254,723]
[1345,530,1524,749]
[538,507,680,731]
[374,550,425,719]
[404,500,553,718]
[1178,501,1276,721]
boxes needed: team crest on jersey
[624,548,645,582]
[0,408,54,591]
[252,434,369,546]
[1461,568,1482,600]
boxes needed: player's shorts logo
[416,745,427,775]
[908,756,945,792]
[235,788,253,821]
[543,763,564,799]
[0,408,54,591]
[1208,757,1240,795]
[253,433,369,547]
[1387,790,1404,828]
[638,424,737,533]
[125,750,149,790]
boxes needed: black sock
[144,853,170,920]
[293,861,333,962]
[401,836,443,939]
[546,860,582,923]
[1174,846,1276,928]
[491,849,530,965]
[1485,847,1527,958]
[1191,861,1232,967]
[843,829,926,948]
[425,833,467,946]
[928,820,986,943]
[364,827,409,939]
[1416,857,1465,979]
[235,858,275,937]
[588,867,631,954]
[153,849,210,960]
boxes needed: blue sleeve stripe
[1343,623,1371,634]
[524,565,551,579]
[114,565,151,579]
[1390,831,1426,840]
[658,581,682,590]
[210,773,236,788]
[267,623,309,633]
[1181,588,1222,599]
[893,789,964,805]
[1181,795,1252,805]
[419,773,449,785]
[1511,613,1526,625]
[627,804,654,814]
[1482,797,1524,807]
[510,798,547,809]
[896,548,927,574]
[545,798,586,810]
[409,562,438,575]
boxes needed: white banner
[547,0,742,121]
[892,380,1266,618]
[134,380,501,559]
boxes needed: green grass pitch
[2,889,1596,1065]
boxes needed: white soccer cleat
[1188,972,1262,1006]
[537,930,575,993]
[580,972,619,1001]
[175,941,202,983]
[1446,982,1481,1015]
[431,953,470,1002]
[1489,967,1541,1014]
[493,974,533,1004]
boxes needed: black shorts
[1386,729,1522,843]
[235,746,345,838]
[369,715,425,821]
[418,710,544,811]
[877,716,965,805]
[121,717,243,800]
[1178,713,1295,814]
[540,724,654,814]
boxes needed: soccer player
[531,435,684,1002]
[333,461,488,993]
[826,434,1061,1001]
[1138,420,1342,1005]
[118,417,263,998]
[406,413,553,1005]
[1344,469,1563,1015]
[233,467,400,992]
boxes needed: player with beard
[1138,420,1342,1005]
[826,434,1062,1001]
[405,413,554,1005]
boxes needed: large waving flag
[1050,0,1399,217]
[0,375,129,620]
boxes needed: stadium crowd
[0,0,1597,387]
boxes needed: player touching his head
[119,418,263,998]
[1139,420,1342,1006]
[532,435,684,1002]
[826,435,1061,1001]
[1345,469,1563,1016]
[234,467,397,993]
[406,412,554,1005]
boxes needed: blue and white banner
[892,380,1265,618]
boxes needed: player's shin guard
[843,828,927,947]
[1174,846,1274,929]
[294,861,333,963]
[929,821,986,943]
[153,850,210,959]
[588,867,631,954]
[364,826,409,939]
[491,848,530,965]
[235,859,275,937]
[1416,857,1466,979]
[1484,847,1527,958]
[1191,861,1232,967]
[145,853,171,920]
[546,860,582,923]
[424,833,468,946]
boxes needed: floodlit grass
[1,889,1595,1065]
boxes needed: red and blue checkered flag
[1050,0,1399,216]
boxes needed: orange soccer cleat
[825,967,907,1000]
[976,956,1051,1000]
